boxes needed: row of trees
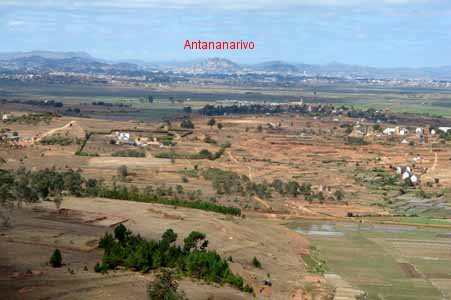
[199,104,392,123]
[99,184,241,216]
[40,135,80,146]
[0,168,241,227]
[156,142,230,161]
[111,149,146,157]
[201,168,345,202]
[0,168,87,226]
[96,225,253,294]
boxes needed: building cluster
[349,123,449,145]
[395,166,419,185]
[112,131,165,148]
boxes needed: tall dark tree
[50,249,62,267]
[207,118,216,127]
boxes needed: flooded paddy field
[289,220,451,300]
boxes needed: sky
[0,0,451,67]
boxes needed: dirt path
[430,152,438,173]
[423,152,438,181]
[247,166,253,180]
[253,196,271,210]
[228,150,239,164]
[34,120,84,143]
[324,273,365,300]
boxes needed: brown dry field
[0,198,323,300]
[1,112,451,299]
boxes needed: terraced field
[290,220,451,300]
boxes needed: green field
[2,80,451,118]
[290,220,451,300]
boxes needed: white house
[2,114,11,121]
[383,128,396,135]
[116,132,130,143]
[438,127,451,133]
[402,171,411,180]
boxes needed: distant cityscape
[1,51,451,89]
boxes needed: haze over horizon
[1,0,451,68]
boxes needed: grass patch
[111,149,146,157]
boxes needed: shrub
[148,269,187,300]
[50,249,62,267]
[252,256,262,269]
[207,118,216,127]
[112,149,145,157]
[40,135,75,146]
[94,262,109,273]
[334,189,345,201]
[117,165,128,179]
[180,119,194,129]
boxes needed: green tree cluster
[95,225,253,293]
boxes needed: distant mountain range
[1,51,451,80]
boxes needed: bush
[50,249,62,267]
[112,149,145,157]
[40,135,75,146]
[75,151,99,157]
[117,165,128,178]
[334,189,345,201]
[148,269,187,300]
[94,262,109,273]
[180,118,194,129]
[207,118,216,127]
[252,256,262,269]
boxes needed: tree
[372,124,382,132]
[114,223,130,243]
[285,181,300,197]
[217,123,223,130]
[148,269,186,300]
[117,165,128,179]
[54,194,63,211]
[252,256,262,269]
[147,96,154,103]
[207,118,216,127]
[50,249,62,267]
[183,231,207,252]
[334,189,345,201]
[180,119,194,129]
[162,229,177,244]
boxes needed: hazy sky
[1,0,451,67]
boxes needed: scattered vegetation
[40,135,78,146]
[3,112,54,125]
[0,168,241,217]
[302,246,327,274]
[112,149,146,157]
[75,151,99,157]
[148,269,187,300]
[156,143,230,161]
[354,167,402,190]
[100,185,241,216]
